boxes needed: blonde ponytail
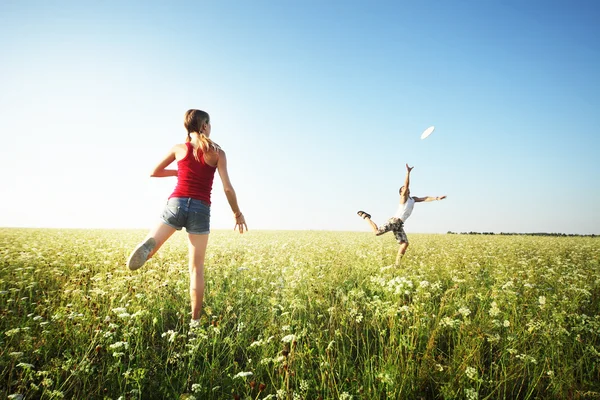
[183,109,222,162]
[192,134,221,162]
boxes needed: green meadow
[1,228,599,399]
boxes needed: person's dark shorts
[160,197,210,235]
[376,217,408,244]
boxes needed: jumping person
[357,163,446,265]
[127,109,247,326]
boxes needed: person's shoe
[127,237,156,271]
[357,211,371,219]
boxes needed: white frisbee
[420,126,435,140]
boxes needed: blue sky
[1,0,599,234]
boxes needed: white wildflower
[440,317,460,328]
[489,301,500,317]
[487,333,501,344]
[299,379,309,393]
[465,366,478,380]
[233,371,253,379]
[538,296,546,308]
[162,330,177,343]
[465,388,478,400]
[516,354,537,364]
[501,280,514,290]
[458,307,471,317]
[109,341,129,350]
[281,334,296,343]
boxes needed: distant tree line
[446,231,597,238]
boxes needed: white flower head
[281,334,296,343]
[465,366,478,380]
[233,371,253,379]
[465,388,478,400]
[538,296,546,308]
[458,307,471,317]
[489,301,501,317]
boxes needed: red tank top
[169,142,217,204]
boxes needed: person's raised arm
[150,146,178,177]
[217,150,247,234]
[403,163,414,190]
[413,195,447,203]
[400,164,414,202]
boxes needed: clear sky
[1,0,599,234]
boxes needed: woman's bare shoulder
[172,143,188,159]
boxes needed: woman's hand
[234,212,248,234]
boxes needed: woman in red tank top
[126,109,247,326]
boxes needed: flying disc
[420,126,435,140]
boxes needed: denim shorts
[160,197,211,235]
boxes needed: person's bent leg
[396,242,409,265]
[127,223,177,270]
[367,218,380,234]
[358,211,382,234]
[146,223,178,258]
[375,218,396,237]
[394,223,409,265]
[188,233,209,321]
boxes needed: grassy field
[1,228,599,400]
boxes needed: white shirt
[393,196,415,222]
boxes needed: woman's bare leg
[128,223,177,270]
[146,222,177,258]
[187,233,209,320]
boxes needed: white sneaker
[127,237,156,271]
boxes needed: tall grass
[1,228,599,399]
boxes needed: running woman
[127,109,247,325]
[357,164,446,265]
